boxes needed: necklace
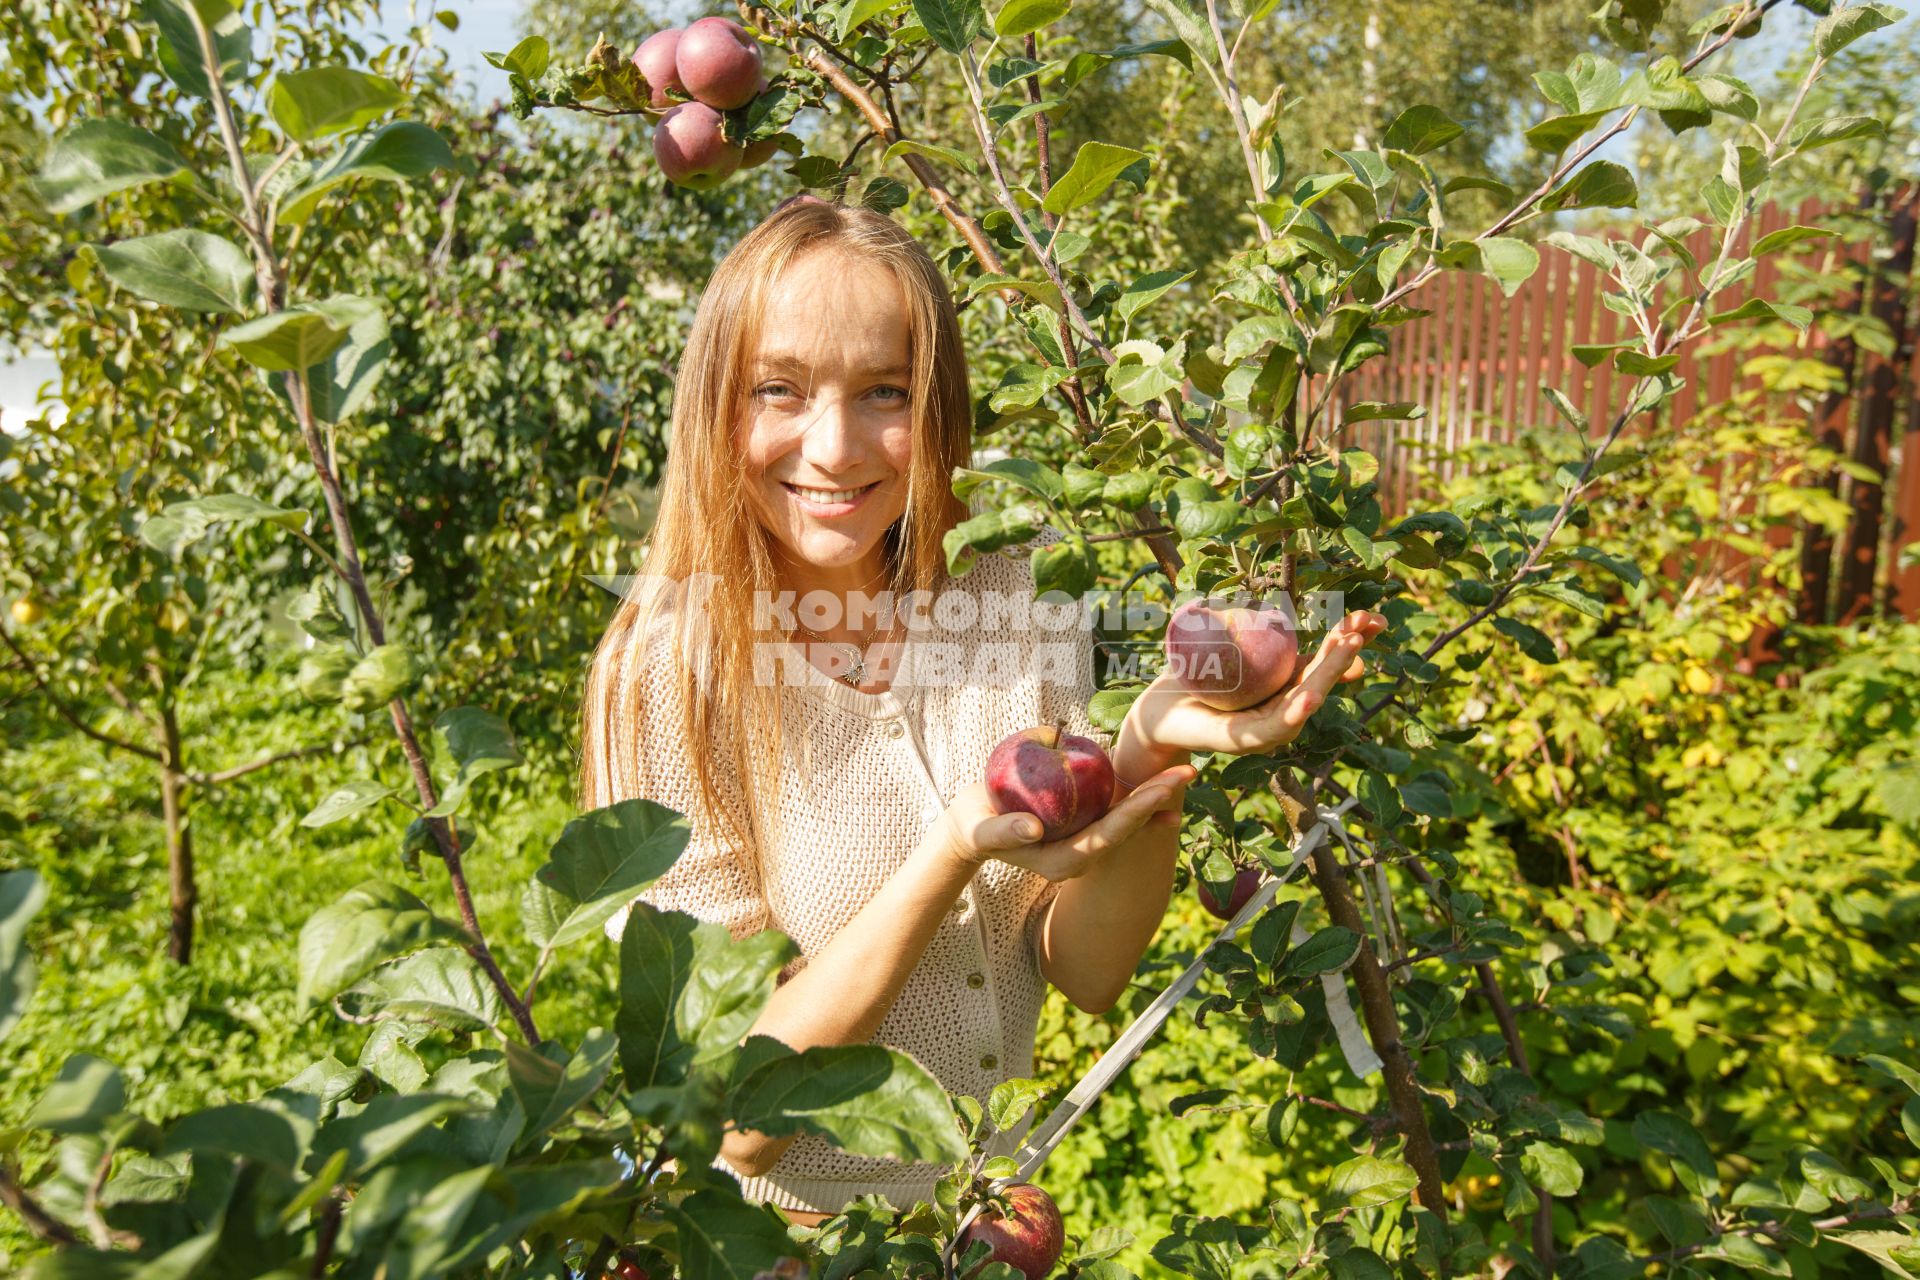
[787,565,899,688]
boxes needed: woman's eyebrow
[754,353,910,377]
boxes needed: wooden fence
[1303,194,1920,625]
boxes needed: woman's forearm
[1036,685,1193,1014]
[721,827,979,1176]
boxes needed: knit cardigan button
[979,1053,999,1071]
[885,720,906,739]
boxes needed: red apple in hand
[986,724,1114,842]
[632,28,684,108]
[959,1183,1065,1280]
[675,16,763,110]
[1164,598,1299,711]
[1198,866,1263,921]
[653,102,743,189]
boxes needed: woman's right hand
[934,764,1195,883]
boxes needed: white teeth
[788,484,871,503]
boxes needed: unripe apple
[631,28,685,108]
[959,1183,1065,1280]
[985,724,1114,842]
[1163,597,1298,711]
[653,102,743,190]
[1198,866,1263,921]
[11,597,45,626]
[675,16,763,111]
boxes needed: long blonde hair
[578,199,972,865]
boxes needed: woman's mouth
[783,480,879,517]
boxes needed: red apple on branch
[986,723,1114,842]
[631,28,684,108]
[675,16,763,111]
[959,1182,1065,1280]
[1163,597,1299,711]
[1198,865,1263,921]
[652,102,743,190]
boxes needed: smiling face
[737,245,917,592]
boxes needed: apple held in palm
[1163,597,1299,711]
[985,724,1115,842]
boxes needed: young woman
[578,197,1385,1225]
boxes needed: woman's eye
[872,386,909,403]
[754,383,795,401]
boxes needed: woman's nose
[797,395,866,472]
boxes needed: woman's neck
[775,550,897,639]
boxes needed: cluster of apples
[633,17,779,190]
[983,598,1301,921]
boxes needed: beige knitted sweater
[591,528,1107,1214]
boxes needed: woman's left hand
[1125,609,1389,757]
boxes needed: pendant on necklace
[841,651,867,686]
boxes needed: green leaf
[880,138,978,177]
[309,1092,473,1176]
[1476,238,1540,297]
[1814,3,1902,57]
[1707,298,1813,331]
[1344,401,1424,423]
[95,229,252,314]
[665,1192,798,1280]
[912,0,987,53]
[1116,268,1193,324]
[1381,105,1463,154]
[1788,114,1887,152]
[1224,316,1293,363]
[268,67,405,142]
[951,458,1064,503]
[425,706,523,817]
[1042,141,1149,215]
[1633,1110,1721,1199]
[730,1044,968,1163]
[994,0,1070,36]
[943,504,1046,576]
[1,870,48,1041]
[34,120,189,214]
[1031,533,1097,596]
[1281,926,1361,978]
[481,35,549,80]
[30,1054,126,1133]
[506,1028,618,1140]
[161,1103,303,1169]
[1543,160,1637,210]
[296,879,469,1009]
[143,0,249,99]
[281,121,460,227]
[1863,1054,1920,1096]
[300,781,396,828]
[1519,1141,1584,1195]
[530,797,691,950]
[285,295,390,424]
[339,643,423,713]
[1326,1155,1419,1209]
[1166,477,1244,540]
[1524,110,1608,153]
[617,903,797,1089]
[219,305,353,372]
[1615,351,1680,376]
[341,948,504,1030]
[1109,338,1187,406]
[1493,616,1558,664]
[139,493,309,553]
[1751,225,1835,256]
[1061,38,1192,90]
[1694,73,1758,121]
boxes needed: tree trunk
[160,701,195,966]
[1838,186,1917,624]
[1797,187,1878,624]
